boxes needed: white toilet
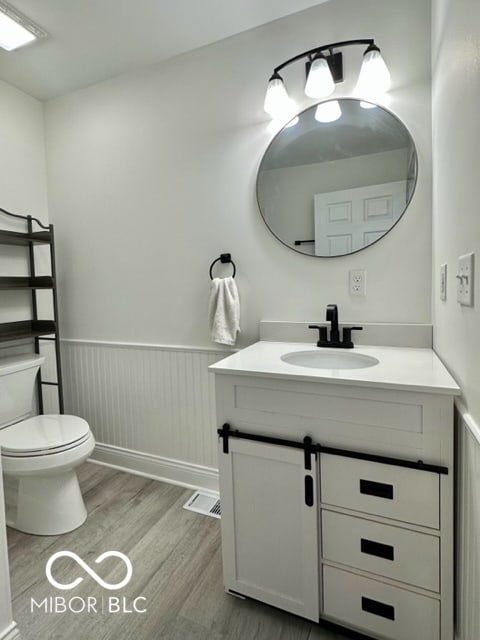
[0,353,95,535]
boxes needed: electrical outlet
[349,269,366,297]
[440,264,447,301]
[456,253,474,306]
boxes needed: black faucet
[309,304,363,349]
[326,304,340,343]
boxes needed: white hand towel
[208,276,240,346]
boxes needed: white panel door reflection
[314,181,407,256]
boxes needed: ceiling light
[315,100,342,123]
[0,1,47,51]
[264,39,391,118]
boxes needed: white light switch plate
[457,253,474,306]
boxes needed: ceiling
[0,0,328,101]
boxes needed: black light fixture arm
[272,38,375,75]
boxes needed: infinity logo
[46,551,133,591]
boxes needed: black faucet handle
[325,304,340,342]
[325,304,338,322]
[308,324,328,347]
[341,326,363,349]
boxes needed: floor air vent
[183,491,221,519]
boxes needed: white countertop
[209,341,461,395]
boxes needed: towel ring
[209,253,236,280]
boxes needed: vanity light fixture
[0,1,47,51]
[264,39,391,119]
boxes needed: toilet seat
[0,414,91,457]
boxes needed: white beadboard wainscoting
[455,403,480,640]
[61,340,231,491]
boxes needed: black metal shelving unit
[0,207,64,413]
[0,276,54,289]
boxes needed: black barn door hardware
[218,425,318,507]
[304,475,314,507]
[318,444,448,475]
[218,425,449,475]
[218,424,316,470]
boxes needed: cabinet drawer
[322,565,440,640]
[320,454,440,528]
[321,510,439,591]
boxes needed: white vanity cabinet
[211,342,460,640]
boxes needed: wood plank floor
[7,463,350,640]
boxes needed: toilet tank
[0,354,45,429]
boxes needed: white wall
[0,79,50,326]
[0,79,47,640]
[432,0,480,422]
[432,1,480,639]
[45,0,432,349]
[0,80,48,220]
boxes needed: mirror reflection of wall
[257,99,417,257]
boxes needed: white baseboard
[89,443,219,492]
[0,622,20,640]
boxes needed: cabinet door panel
[219,438,319,621]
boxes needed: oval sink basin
[281,350,379,370]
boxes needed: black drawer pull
[361,538,395,561]
[360,479,394,500]
[361,596,395,621]
[304,475,314,507]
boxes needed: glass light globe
[264,74,291,118]
[355,45,391,95]
[305,56,335,99]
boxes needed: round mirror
[256,98,417,257]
